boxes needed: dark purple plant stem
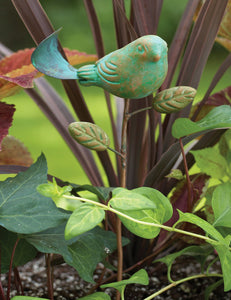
[0,247,6,300]
[179,138,193,211]
[7,238,20,300]
[13,267,24,295]
[46,254,54,300]
[0,282,6,300]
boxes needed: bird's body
[77,35,168,99]
[32,32,168,99]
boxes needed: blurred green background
[1,0,231,184]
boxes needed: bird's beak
[31,29,78,79]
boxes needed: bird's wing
[97,58,120,85]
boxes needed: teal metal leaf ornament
[153,86,196,113]
[31,31,168,99]
[68,122,110,151]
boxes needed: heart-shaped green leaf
[110,187,172,239]
[172,105,231,138]
[0,154,68,234]
[78,292,111,300]
[101,269,149,296]
[191,148,228,179]
[65,203,105,240]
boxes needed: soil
[2,255,231,300]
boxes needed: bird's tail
[31,29,78,79]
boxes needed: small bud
[165,169,184,180]
[153,86,196,113]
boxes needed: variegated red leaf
[0,47,97,100]
[0,102,15,150]
[0,136,33,166]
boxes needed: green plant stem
[143,273,223,300]
[63,195,219,245]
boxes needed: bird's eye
[137,44,145,53]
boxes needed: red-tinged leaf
[0,102,15,150]
[169,173,209,222]
[0,48,97,100]
[157,174,209,244]
[0,136,33,167]
[0,49,34,74]
[63,48,97,66]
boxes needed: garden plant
[1,0,231,299]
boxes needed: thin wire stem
[116,98,130,300]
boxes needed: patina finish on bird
[32,31,168,99]
[78,35,168,99]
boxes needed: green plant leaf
[11,297,49,300]
[0,154,69,234]
[109,188,157,211]
[154,245,213,282]
[175,211,231,291]
[0,226,37,273]
[172,105,231,138]
[101,269,149,296]
[37,179,76,211]
[212,182,231,228]
[68,122,110,151]
[175,211,225,243]
[66,227,129,283]
[191,147,228,179]
[24,223,73,262]
[133,187,173,224]
[214,241,231,292]
[219,129,231,160]
[26,225,128,283]
[72,184,114,202]
[78,293,111,300]
[65,203,105,240]
[110,187,172,239]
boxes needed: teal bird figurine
[31,31,168,99]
